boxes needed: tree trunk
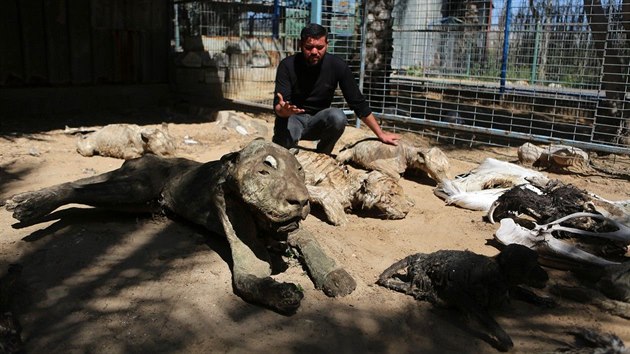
[583,0,629,143]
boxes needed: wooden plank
[140,31,151,82]
[130,0,153,82]
[0,0,24,85]
[67,0,92,83]
[112,0,128,82]
[91,0,114,82]
[43,0,71,84]
[91,0,112,29]
[128,0,151,30]
[150,0,169,83]
[92,30,114,83]
[19,0,48,84]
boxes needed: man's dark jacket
[273,53,372,118]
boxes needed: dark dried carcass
[490,179,630,269]
[377,244,550,352]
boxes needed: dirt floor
[2,109,630,354]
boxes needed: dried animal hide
[434,158,548,211]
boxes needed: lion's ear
[220,151,240,165]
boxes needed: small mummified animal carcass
[295,149,413,226]
[76,123,176,159]
[490,178,630,270]
[434,158,548,212]
[518,142,589,171]
[377,244,551,352]
[3,139,356,315]
[335,138,451,183]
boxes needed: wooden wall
[0,0,170,86]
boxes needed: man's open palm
[276,93,305,117]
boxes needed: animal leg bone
[495,218,620,267]
[306,185,348,226]
[288,228,356,297]
[536,212,630,243]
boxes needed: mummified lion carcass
[377,244,552,352]
[295,149,413,225]
[336,138,451,183]
[76,123,176,159]
[3,139,356,315]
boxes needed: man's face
[300,36,328,66]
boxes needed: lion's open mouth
[254,212,303,234]
[275,220,300,233]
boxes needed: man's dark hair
[300,23,328,41]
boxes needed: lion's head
[224,139,310,233]
[358,171,414,220]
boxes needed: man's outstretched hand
[275,93,305,117]
[378,131,401,146]
[361,113,400,146]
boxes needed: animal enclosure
[173,0,630,155]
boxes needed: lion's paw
[5,191,58,222]
[258,277,303,315]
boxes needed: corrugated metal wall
[0,0,170,86]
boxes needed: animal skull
[494,213,630,267]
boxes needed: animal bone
[76,123,176,159]
[4,139,356,315]
[488,178,630,231]
[336,138,451,183]
[494,216,622,267]
[295,149,413,225]
[589,194,630,227]
[488,178,630,271]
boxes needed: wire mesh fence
[173,0,630,155]
[173,0,309,106]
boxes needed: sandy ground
[1,110,630,354]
